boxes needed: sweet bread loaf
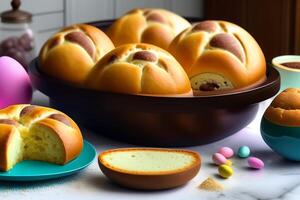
[85,43,192,95]
[107,8,191,50]
[264,88,300,126]
[168,20,266,92]
[39,24,115,85]
[0,104,83,171]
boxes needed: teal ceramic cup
[261,117,300,161]
[272,55,300,91]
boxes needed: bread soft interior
[102,150,197,173]
[6,125,65,171]
[7,131,23,170]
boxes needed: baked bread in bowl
[0,104,83,171]
[264,88,300,127]
[106,8,191,50]
[39,24,114,85]
[261,88,300,161]
[29,56,280,146]
[85,43,192,96]
[168,20,266,92]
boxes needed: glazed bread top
[0,104,83,164]
[39,24,114,84]
[85,43,192,95]
[99,148,201,175]
[107,8,191,49]
[168,20,266,91]
[40,24,114,63]
[264,88,300,127]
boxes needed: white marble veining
[1,92,300,200]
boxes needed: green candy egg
[238,146,250,158]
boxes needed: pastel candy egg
[218,164,233,178]
[248,157,264,169]
[218,147,234,158]
[212,153,227,165]
[0,56,32,108]
[238,146,250,158]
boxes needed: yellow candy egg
[218,164,233,178]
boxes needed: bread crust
[0,104,83,171]
[107,8,191,50]
[39,24,114,85]
[85,43,192,95]
[168,20,266,91]
[0,125,17,171]
[264,88,300,127]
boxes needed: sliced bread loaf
[98,148,201,190]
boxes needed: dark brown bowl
[29,58,280,147]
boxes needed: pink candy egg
[212,153,227,165]
[247,157,264,169]
[0,56,32,108]
[218,147,234,158]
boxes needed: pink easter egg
[247,157,264,169]
[218,147,234,158]
[0,56,32,108]
[212,153,227,165]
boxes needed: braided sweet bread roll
[85,43,192,95]
[168,20,266,92]
[0,104,83,171]
[39,24,115,85]
[107,8,191,50]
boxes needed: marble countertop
[1,92,300,200]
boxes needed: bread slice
[98,148,201,190]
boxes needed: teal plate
[0,140,96,181]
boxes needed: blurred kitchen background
[0,0,299,61]
[0,0,203,51]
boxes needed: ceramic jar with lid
[0,0,36,70]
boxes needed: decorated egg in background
[0,56,32,108]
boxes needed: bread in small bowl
[264,88,300,127]
[39,24,115,85]
[107,8,191,50]
[98,148,201,190]
[0,104,83,171]
[168,20,266,92]
[261,88,300,161]
[85,43,192,96]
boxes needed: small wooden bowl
[98,148,201,190]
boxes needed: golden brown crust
[264,88,300,127]
[85,43,192,95]
[39,24,114,85]
[0,125,17,171]
[0,104,83,170]
[36,117,82,164]
[168,20,266,91]
[107,8,191,50]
